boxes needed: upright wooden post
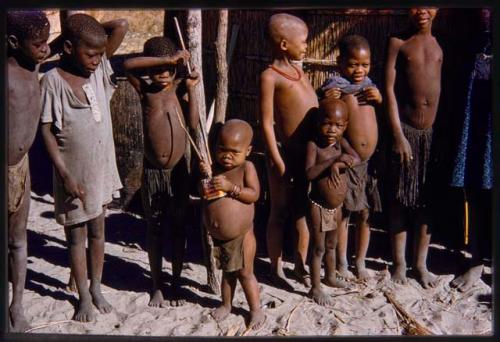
[214,9,229,125]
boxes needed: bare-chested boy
[7,10,50,332]
[306,98,360,306]
[319,35,382,281]
[41,14,128,321]
[200,119,265,330]
[124,36,199,307]
[260,13,319,290]
[385,8,442,288]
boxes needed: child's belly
[203,197,254,240]
[343,96,378,160]
[312,174,347,209]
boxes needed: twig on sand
[225,323,241,336]
[383,290,433,335]
[332,290,360,298]
[25,320,73,333]
[285,298,306,332]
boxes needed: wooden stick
[285,298,305,332]
[173,17,192,74]
[25,320,73,333]
[173,107,203,161]
[383,290,434,335]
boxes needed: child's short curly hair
[143,36,179,57]
[63,13,106,46]
[7,10,49,41]
[338,35,370,58]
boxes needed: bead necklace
[268,63,302,81]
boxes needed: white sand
[11,192,492,336]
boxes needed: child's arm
[182,69,200,130]
[101,18,129,58]
[305,140,336,181]
[211,162,260,204]
[259,71,286,176]
[41,123,86,205]
[384,37,412,166]
[357,86,382,105]
[339,137,361,168]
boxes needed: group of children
[6,8,488,333]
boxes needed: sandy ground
[10,191,492,337]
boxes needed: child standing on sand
[260,13,319,290]
[319,34,382,281]
[306,98,360,306]
[200,119,266,330]
[41,13,128,321]
[384,8,442,288]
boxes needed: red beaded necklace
[268,63,302,81]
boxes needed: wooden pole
[214,9,229,125]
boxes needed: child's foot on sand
[74,297,96,322]
[90,286,113,314]
[148,289,166,308]
[293,265,311,287]
[337,265,355,281]
[324,275,349,288]
[211,304,231,322]
[248,309,266,330]
[414,267,438,289]
[451,264,483,292]
[355,261,371,281]
[391,264,408,285]
[9,304,31,332]
[309,287,333,306]
[269,270,294,291]
[167,285,186,307]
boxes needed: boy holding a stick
[124,36,200,307]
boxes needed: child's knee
[8,235,27,251]
[312,244,325,257]
[238,267,254,282]
[357,208,370,223]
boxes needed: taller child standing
[260,13,318,289]
[41,13,128,321]
[7,10,50,332]
[384,8,442,288]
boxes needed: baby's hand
[199,160,212,177]
[324,87,342,99]
[328,162,342,188]
[211,175,232,192]
[357,86,382,105]
[186,69,200,88]
[339,154,354,168]
[173,49,191,65]
[62,174,86,206]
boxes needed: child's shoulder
[40,67,62,89]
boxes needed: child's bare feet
[269,269,294,291]
[211,304,231,322]
[324,275,349,288]
[74,297,96,322]
[249,309,266,330]
[148,288,166,308]
[90,286,113,314]
[293,264,311,287]
[309,287,333,306]
[337,263,355,281]
[391,264,408,285]
[355,260,371,281]
[451,264,483,292]
[414,267,438,289]
[167,285,186,307]
[9,304,30,332]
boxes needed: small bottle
[201,178,226,200]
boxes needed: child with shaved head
[40,13,128,322]
[260,13,319,290]
[306,98,360,306]
[200,119,265,330]
[7,10,50,332]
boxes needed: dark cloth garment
[8,154,29,214]
[213,234,245,272]
[318,74,377,99]
[387,200,433,231]
[344,160,382,213]
[451,34,492,190]
[390,122,433,209]
[141,158,189,222]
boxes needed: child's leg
[65,223,95,322]
[390,201,408,284]
[238,228,265,329]
[146,215,165,307]
[413,222,437,288]
[337,211,354,280]
[211,271,237,321]
[87,208,113,312]
[8,176,31,332]
[354,208,371,280]
[64,224,77,292]
[266,164,294,290]
[293,213,311,287]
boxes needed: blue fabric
[320,74,376,95]
[451,35,492,190]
